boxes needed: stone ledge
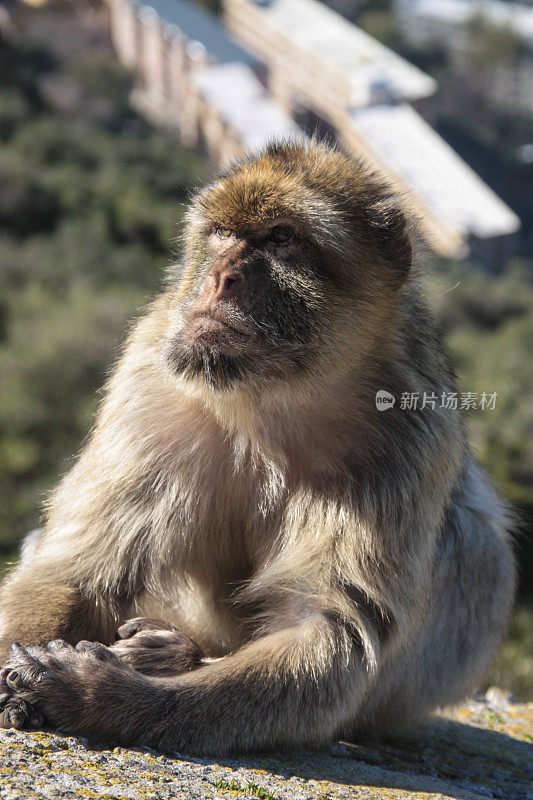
[0,691,531,800]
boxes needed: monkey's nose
[207,268,244,301]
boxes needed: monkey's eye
[215,227,232,239]
[270,226,293,245]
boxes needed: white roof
[396,0,533,47]
[192,62,303,151]
[249,0,436,105]
[350,103,520,238]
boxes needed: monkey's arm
[0,356,161,666]
[0,567,118,663]
[1,614,363,752]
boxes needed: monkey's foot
[110,618,203,677]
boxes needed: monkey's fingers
[116,617,176,640]
[110,627,203,677]
[0,667,10,693]
[46,639,76,654]
[0,646,43,730]
[113,631,178,651]
[75,640,124,664]
[6,643,46,692]
[0,694,31,729]
[0,667,26,728]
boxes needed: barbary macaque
[0,141,515,753]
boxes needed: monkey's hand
[0,656,44,730]
[110,618,203,677]
[0,640,149,736]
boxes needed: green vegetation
[487,601,533,700]
[214,778,276,799]
[427,262,533,699]
[0,9,531,700]
[428,262,533,516]
[0,31,208,549]
[465,14,527,70]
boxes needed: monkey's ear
[375,207,412,281]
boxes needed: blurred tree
[66,50,134,116]
[429,264,533,497]
[465,14,526,70]
[0,154,61,236]
[194,0,221,14]
[0,30,208,552]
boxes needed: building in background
[191,62,302,165]
[347,103,519,264]
[108,0,520,269]
[224,0,437,114]
[394,0,533,118]
[223,0,519,267]
[109,0,299,159]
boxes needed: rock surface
[0,691,531,800]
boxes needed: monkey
[0,140,515,754]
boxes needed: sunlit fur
[0,141,515,753]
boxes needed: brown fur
[0,141,515,753]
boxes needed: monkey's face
[165,143,412,391]
[166,208,331,392]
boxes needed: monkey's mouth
[167,315,256,390]
[167,310,307,390]
[188,312,253,346]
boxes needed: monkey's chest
[137,507,272,654]
[135,529,263,655]
[134,421,284,651]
